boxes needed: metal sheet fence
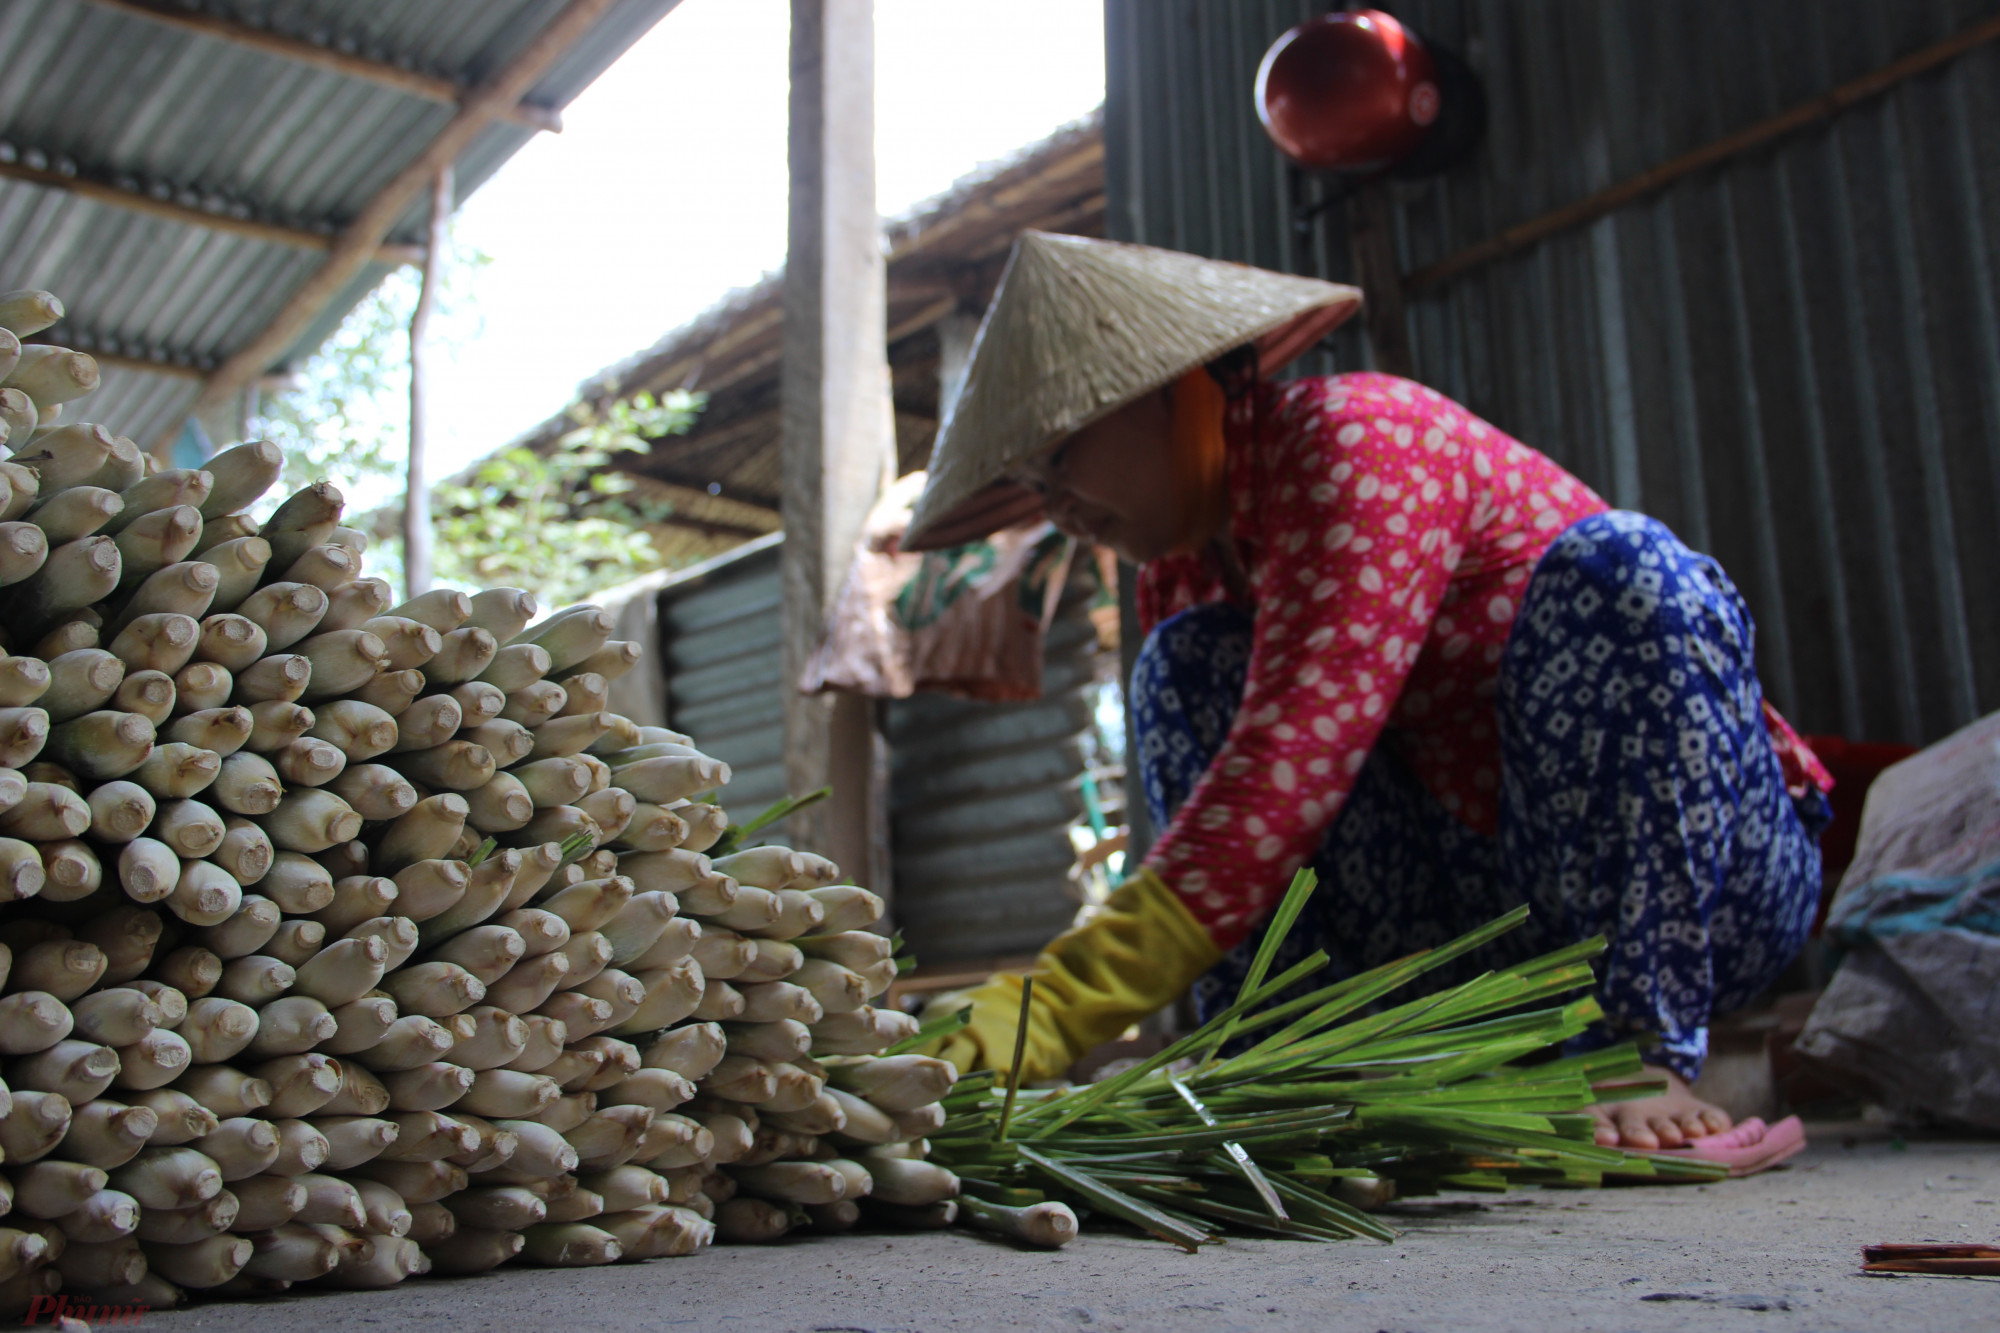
[656,541,1098,964]
[659,544,788,826]
[1105,0,2000,746]
[885,572,1097,964]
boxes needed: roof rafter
[0,153,424,266]
[170,0,622,452]
[633,464,782,512]
[56,344,206,380]
[661,406,781,460]
[80,0,563,135]
[653,513,775,541]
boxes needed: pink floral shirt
[1138,373,1833,950]
[1137,373,1610,949]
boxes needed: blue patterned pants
[1134,511,1830,1080]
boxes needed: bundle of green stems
[922,872,1724,1251]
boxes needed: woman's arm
[1142,378,1471,950]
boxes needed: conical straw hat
[904,232,1361,550]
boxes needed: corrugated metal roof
[0,0,679,445]
[1106,0,2000,748]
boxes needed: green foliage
[249,228,710,608]
[251,230,489,516]
[251,269,417,509]
[430,388,704,607]
[930,876,1726,1251]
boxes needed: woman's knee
[1499,511,1782,848]
[1508,512,1757,699]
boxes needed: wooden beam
[80,0,563,134]
[951,192,1106,265]
[610,256,973,417]
[668,406,783,460]
[630,287,953,417]
[884,278,957,305]
[588,179,1106,423]
[632,466,782,512]
[1349,183,1413,378]
[886,181,1103,270]
[649,509,779,542]
[655,515,775,542]
[29,341,317,388]
[884,139,1103,260]
[171,0,620,456]
[0,157,423,265]
[646,303,786,397]
[42,344,205,381]
[605,474,781,541]
[885,293,958,347]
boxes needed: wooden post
[1348,181,1415,378]
[405,166,452,601]
[780,0,896,889]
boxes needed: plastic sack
[1795,711,2000,1127]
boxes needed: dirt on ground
[135,1126,1999,1333]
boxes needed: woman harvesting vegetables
[904,232,1831,1150]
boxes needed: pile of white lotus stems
[0,290,957,1313]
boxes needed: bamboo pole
[405,167,452,602]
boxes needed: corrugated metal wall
[658,545,788,826]
[886,571,1098,964]
[1104,0,2000,746]
[656,542,1097,964]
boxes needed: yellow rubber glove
[933,868,1223,1083]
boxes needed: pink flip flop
[1648,1114,1809,1177]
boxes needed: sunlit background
[414,0,1104,498]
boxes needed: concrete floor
[140,1127,1999,1333]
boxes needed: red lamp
[1256,10,1482,179]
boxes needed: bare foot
[1587,1066,1732,1149]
